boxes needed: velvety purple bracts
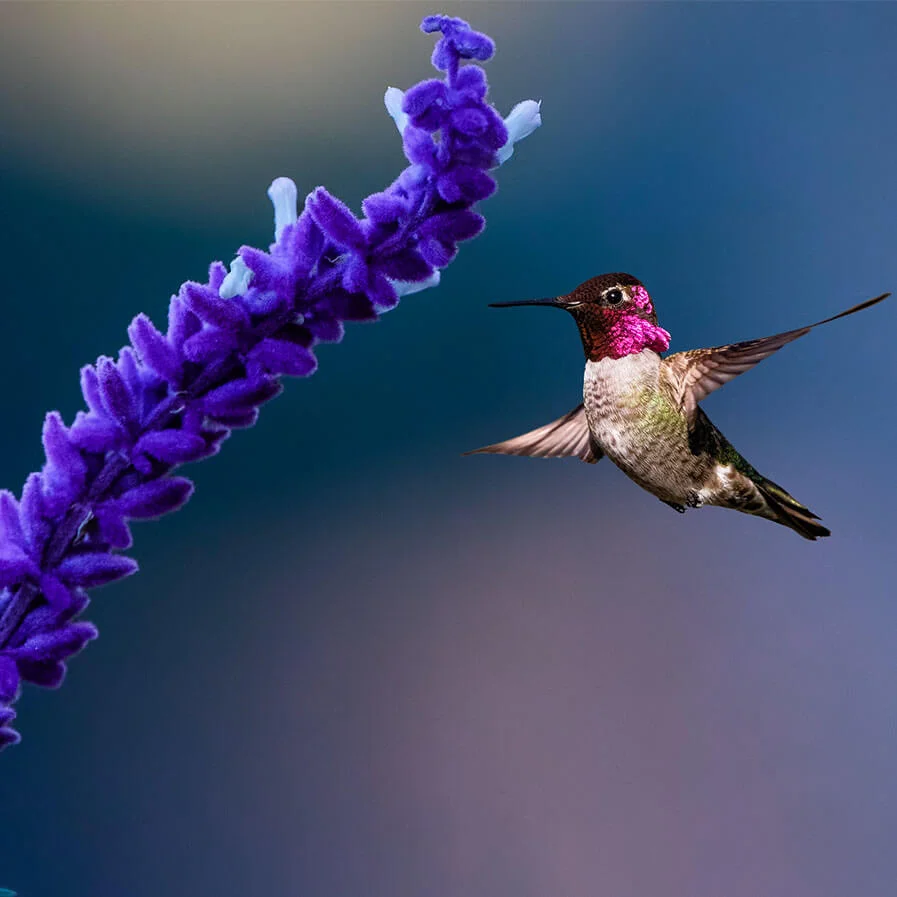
[0,15,540,750]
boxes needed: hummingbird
[467,273,889,540]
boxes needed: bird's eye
[605,288,624,305]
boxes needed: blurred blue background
[1,3,896,896]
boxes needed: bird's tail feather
[755,479,831,540]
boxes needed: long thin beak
[488,297,572,309]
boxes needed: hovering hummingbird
[467,274,889,540]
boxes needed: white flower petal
[389,270,441,297]
[219,256,254,299]
[384,86,410,135]
[267,177,298,242]
[496,99,542,165]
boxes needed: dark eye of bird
[605,288,624,305]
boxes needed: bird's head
[491,273,671,361]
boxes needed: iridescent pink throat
[583,285,671,360]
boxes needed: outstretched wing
[665,292,889,424]
[465,404,603,463]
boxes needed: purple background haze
[1,3,895,896]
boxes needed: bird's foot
[662,493,704,514]
[662,500,687,514]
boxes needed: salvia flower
[0,15,540,749]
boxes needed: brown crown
[567,272,643,303]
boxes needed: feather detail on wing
[465,404,603,463]
[665,292,889,425]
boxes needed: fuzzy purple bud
[0,655,20,703]
[248,339,318,378]
[307,187,367,251]
[114,478,194,520]
[183,282,251,331]
[96,357,135,429]
[14,622,97,664]
[40,412,87,516]
[128,314,182,384]
[55,554,139,589]
[201,377,283,417]
[134,431,208,465]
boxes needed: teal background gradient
[1,3,896,896]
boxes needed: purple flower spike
[0,13,541,750]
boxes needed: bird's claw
[662,500,687,514]
[662,493,703,514]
